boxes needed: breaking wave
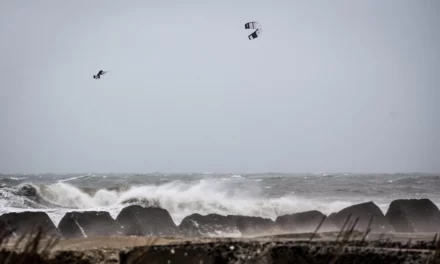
[0,178,353,225]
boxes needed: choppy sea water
[1,173,439,226]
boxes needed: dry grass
[0,226,60,264]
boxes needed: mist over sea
[1,173,439,226]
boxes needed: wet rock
[275,210,338,233]
[385,198,440,233]
[228,215,274,236]
[116,205,179,236]
[58,211,121,238]
[328,202,393,232]
[0,211,60,237]
[179,213,238,237]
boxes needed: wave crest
[1,179,353,224]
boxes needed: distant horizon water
[1,171,440,175]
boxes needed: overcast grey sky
[1,0,439,173]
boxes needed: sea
[1,173,439,226]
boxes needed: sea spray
[1,173,439,226]
[1,178,353,225]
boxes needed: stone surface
[58,211,121,238]
[179,213,238,237]
[276,210,338,233]
[385,199,440,233]
[228,215,274,236]
[328,202,393,232]
[0,211,60,237]
[116,205,179,236]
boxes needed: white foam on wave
[9,177,21,181]
[0,185,29,208]
[3,174,440,227]
[40,182,119,208]
[59,174,95,183]
[6,179,355,225]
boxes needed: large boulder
[275,210,338,233]
[116,205,179,236]
[0,212,60,237]
[385,199,440,233]
[228,215,274,236]
[179,213,238,237]
[58,211,121,238]
[328,202,393,232]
